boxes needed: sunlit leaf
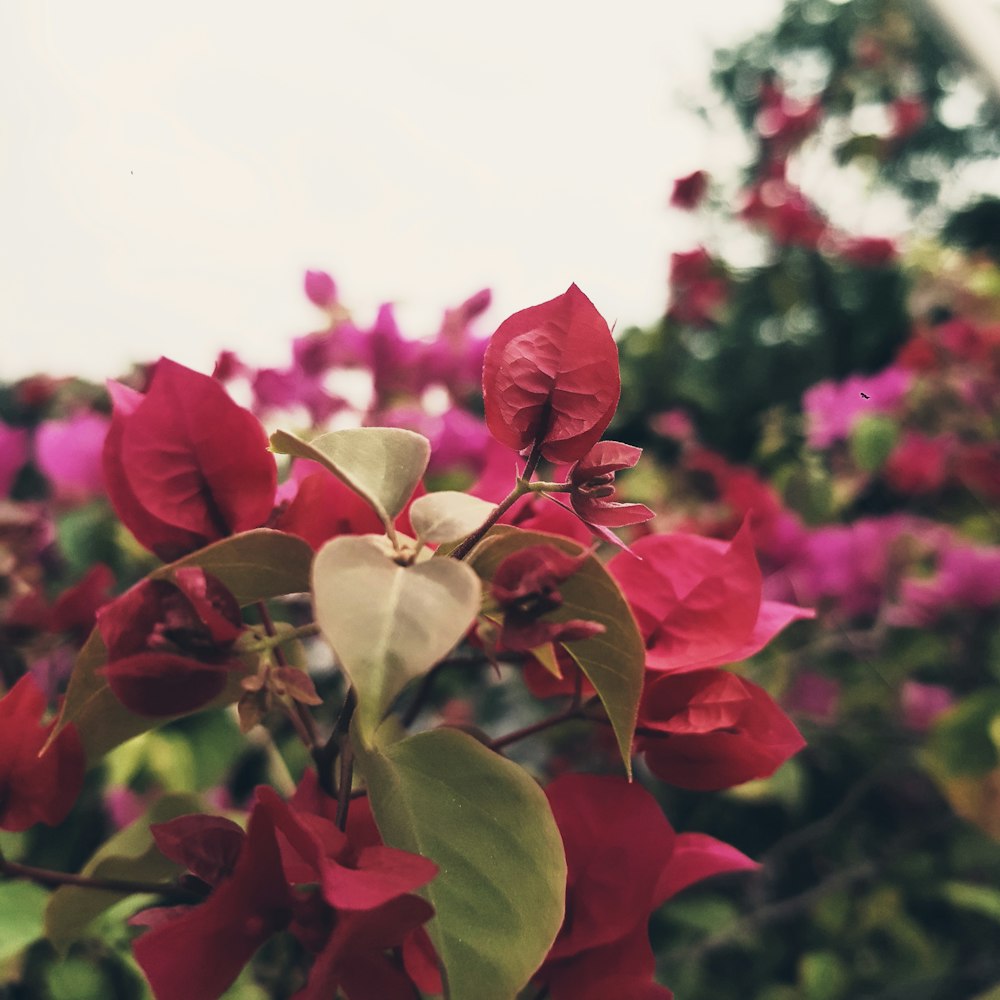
[358,727,566,1000]
[469,528,644,776]
[270,427,430,537]
[0,881,49,963]
[312,536,481,741]
[409,491,496,546]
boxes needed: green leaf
[49,530,309,764]
[0,881,49,963]
[409,491,496,546]
[469,528,644,776]
[357,727,566,1000]
[45,792,201,951]
[312,536,481,742]
[849,414,899,473]
[942,881,1000,924]
[161,528,313,604]
[270,427,430,537]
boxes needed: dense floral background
[2,0,1000,997]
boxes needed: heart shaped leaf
[409,491,496,546]
[358,727,566,1000]
[312,536,481,741]
[271,428,430,538]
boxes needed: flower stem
[489,704,584,751]
[0,850,204,902]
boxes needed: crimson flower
[0,674,85,831]
[636,668,806,790]
[491,544,605,652]
[533,774,757,1000]
[96,567,244,718]
[482,284,620,463]
[609,521,813,674]
[133,784,438,1000]
[103,358,277,561]
[567,441,653,529]
[669,169,708,210]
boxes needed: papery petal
[117,359,277,549]
[99,652,236,717]
[482,285,620,463]
[655,833,758,905]
[151,814,246,886]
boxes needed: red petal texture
[151,814,246,887]
[610,521,810,673]
[569,441,654,528]
[482,285,620,462]
[104,359,277,560]
[0,675,85,831]
[537,774,676,999]
[655,833,759,904]
[133,802,296,1000]
[99,651,234,717]
[637,668,806,790]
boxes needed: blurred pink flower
[901,681,953,732]
[784,670,840,725]
[893,542,1000,625]
[36,411,110,502]
[803,366,912,449]
[304,269,338,309]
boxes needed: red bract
[481,285,620,463]
[103,359,277,561]
[637,668,806,790]
[535,774,758,1000]
[0,674,84,831]
[491,544,605,652]
[96,567,244,717]
[609,522,813,673]
[670,169,708,210]
[567,441,654,529]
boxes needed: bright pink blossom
[304,269,338,309]
[35,410,110,502]
[802,365,911,448]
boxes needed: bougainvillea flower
[0,674,85,831]
[609,522,813,674]
[667,247,728,327]
[670,169,708,210]
[889,95,927,140]
[802,365,911,449]
[7,563,114,643]
[884,431,951,494]
[491,544,605,652]
[252,365,349,425]
[567,441,654,528]
[482,284,620,463]
[637,668,806,790]
[304,269,338,309]
[535,774,757,1000]
[133,797,297,1000]
[35,410,110,502]
[103,359,277,561]
[96,567,244,717]
[151,814,247,887]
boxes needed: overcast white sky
[1,1,782,380]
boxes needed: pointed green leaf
[312,536,480,741]
[50,530,308,764]
[469,528,644,776]
[270,427,430,536]
[45,792,202,950]
[409,491,496,546]
[357,727,566,1000]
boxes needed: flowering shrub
[0,284,811,999]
